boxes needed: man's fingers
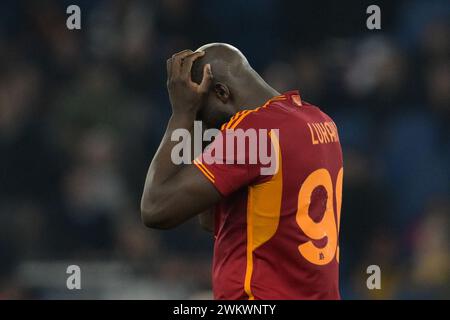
[167,49,212,95]
[180,51,205,79]
[171,49,194,79]
[172,49,192,59]
[199,64,213,92]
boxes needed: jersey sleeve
[193,110,278,197]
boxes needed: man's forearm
[146,114,195,186]
[141,114,194,213]
[140,49,216,229]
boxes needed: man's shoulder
[220,98,291,131]
[219,91,335,132]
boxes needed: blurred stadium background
[0,0,449,299]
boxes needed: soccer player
[141,43,343,300]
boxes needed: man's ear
[214,83,230,103]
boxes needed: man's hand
[141,49,221,229]
[166,50,213,116]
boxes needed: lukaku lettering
[307,121,339,145]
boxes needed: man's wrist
[169,112,197,126]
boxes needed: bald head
[191,43,252,85]
[187,43,279,129]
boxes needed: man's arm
[140,50,221,229]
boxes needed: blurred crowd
[0,0,449,299]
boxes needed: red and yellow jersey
[194,91,343,300]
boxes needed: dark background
[0,0,448,299]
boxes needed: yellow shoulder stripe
[220,95,287,131]
[193,159,215,183]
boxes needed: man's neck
[237,76,280,112]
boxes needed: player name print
[307,121,340,145]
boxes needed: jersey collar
[282,90,302,106]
